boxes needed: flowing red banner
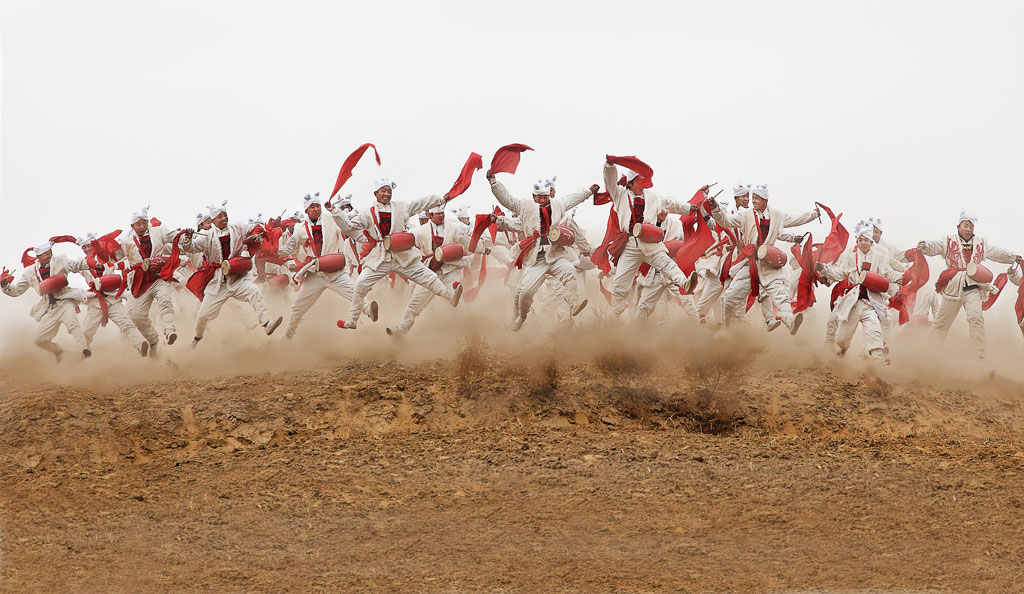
[490,143,532,175]
[331,143,380,198]
[447,152,483,200]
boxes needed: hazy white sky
[1,0,1022,261]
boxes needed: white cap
[247,212,265,226]
[334,194,353,209]
[303,192,322,210]
[195,211,210,226]
[733,184,750,197]
[621,168,640,183]
[532,179,552,195]
[34,240,53,255]
[373,178,397,192]
[208,201,228,219]
[130,206,150,224]
[450,205,470,219]
[868,217,883,232]
[418,211,429,220]
[77,233,97,247]
[958,210,978,224]
[854,220,874,240]
[428,205,445,215]
[752,184,769,200]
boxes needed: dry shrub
[669,341,762,434]
[526,358,559,400]
[454,333,490,398]
[593,350,661,425]
[863,377,891,399]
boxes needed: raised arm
[603,162,625,203]
[488,178,523,215]
[783,207,820,228]
[559,185,599,212]
[1,269,32,297]
[709,204,744,229]
[985,242,1020,265]
[407,194,445,218]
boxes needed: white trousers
[130,279,178,344]
[721,261,796,329]
[636,273,698,323]
[349,259,454,324]
[395,267,462,333]
[514,253,581,320]
[835,300,885,359]
[285,271,368,338]
[195,278,272,338]
[83,298,146,351]
[34,299,87,355]
[611,240,689,317]
[932,289,986,357]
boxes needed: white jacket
[329,194,446,271]
[412,220,472,275]
[602,162,694,257]
[919,234,1017,299]
[488,178,590,267]
[2,255,90,320]
[820,245,902,323]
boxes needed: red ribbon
[185,261,219,301]
[590,207,628,274]
[792,234,818,314]
[813,202,849,264]
[490,143,533,175]
[464,254,488,302]
[469,213,494,253]
[513,233,540,269]
[160,229,189,282]
[676,212,715,275]
[447,152,483,200]
[330,143,380,198]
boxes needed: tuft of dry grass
[453,333,490,398]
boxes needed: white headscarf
[334,194,353,209]
[621,168,640,183]
[34,240,53,255]
[247,212,265,227]
[752,184,769,200]
[418,211,429,221]
[854,220,874,241]
[208,201,228,219]
[195,211,210,226]
[958,210,978,225]
[303,192,322,210]
[130,206,150,224]
[532,179,552,195]
[450,205,470,220]
[868,217,883,232]
[373,178,397,192]
[77,233,97,247]
[544,175,557,191]
[428,204,446,215]
[733,184,751,197]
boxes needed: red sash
[185,261,219,301]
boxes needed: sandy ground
[2,280,1024,592]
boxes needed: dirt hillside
[3,325,1024,592]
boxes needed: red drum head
[316,253,347,273]
[384,232,416,252]
[548,225,576,247]
[267,273,290,288]
[966,262,993,284]
[220,257,253,276]
[38,273,68,296]
[757,245,788,269]
[434,244,466,263]
[95,274,122,293]
[632,223,665,243]
[859,270,891,293]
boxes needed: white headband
[303,192,322,210]
[373,178,397,192]
[208,200,228,219]
[428,205,445,215]
[34,241,53,254]
[247,212,265,226]
[532,179,552,195]
[77,233,97,247]
[195,211,210,226]
[733,184,750,197]
[868,217,883,232]
[621,168,640,183]
[130,206,150,224]
[752,184,769,200]
[958,210,978,225]
[854,220,874,241]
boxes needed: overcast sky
[1,0,1022,261]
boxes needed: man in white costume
[1,241,91,361]
[77,234,150,356]
[601,160,699,318]
[119,206,185,350]
[709,184,819,334]
[817,222,903,360]
[278,192,378,338]
[331,179,464,330]
[183,201,283,347]
[486,172,597,331]
[387,204,471,336]
[915,210,1020,358]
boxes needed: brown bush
[453,333,490,398]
